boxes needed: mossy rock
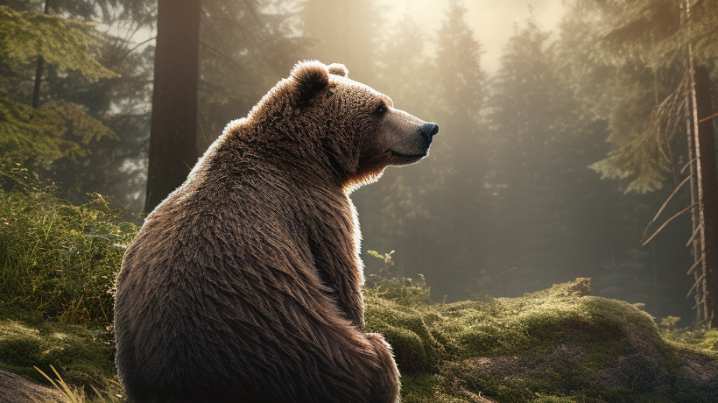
[368,278,718,402]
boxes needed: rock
[0,369,62,403]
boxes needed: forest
[1,0,718,402]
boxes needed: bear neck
[218,123,352,194]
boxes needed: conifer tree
[0,4,115,176]
[1,1,157,212]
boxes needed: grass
[0,309,119,397]
[0,189,136,324]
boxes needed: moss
[663,326,718,353]
[0,313,115,390]
[366,278,718,402]
[365,293,443,374]
[0,333,43,368]
[530,396,580,403]
[401,373,495,403]
[401,374,447,402]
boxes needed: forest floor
[367,278,718,402]
[2,191,718,402]
[2,278,718,402]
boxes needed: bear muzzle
[388,122,439,162]
[418,122,440,145]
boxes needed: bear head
[247,60,439,191]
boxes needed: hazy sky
[120,1,566,77]
[380,0,566,72]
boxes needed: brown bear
[114,60,439,403]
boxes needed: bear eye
[374,103,387,115]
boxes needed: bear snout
[417,122,439,145]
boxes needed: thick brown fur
[114,61,437,403]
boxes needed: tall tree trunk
[144,0,201,214]
[690,65,718,327]
[686,91,704,323]
[683,0,706,324]
[31,0,51,108]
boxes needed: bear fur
[114,60,438,403]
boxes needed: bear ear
[289,60,330,106]
[327,63,349,77]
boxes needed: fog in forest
[380,0,566,72]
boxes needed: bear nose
[418,123,439,142]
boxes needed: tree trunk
[686,91,704,323]
[690,64,718,327]
[144,0,201,214]
[31,0,51,108]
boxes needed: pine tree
[561,0,716,322]
[436,1,483,125]
[577,0,718,193]
[485,19,643,297]
[360,1,487,297]
[1,1,157,212]
[426,0,487,296]
[351,2,489,297]
[0,4,115,177]
[355,12,435,253]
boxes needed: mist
[381,0,566,72]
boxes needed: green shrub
[0,189,136,324]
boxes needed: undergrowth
[0,188,136,324]
[1,191,718,402]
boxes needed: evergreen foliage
[0,1,155,211]
[570,0,718,192]
[0,6,114,80]
[0,4,115,177]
